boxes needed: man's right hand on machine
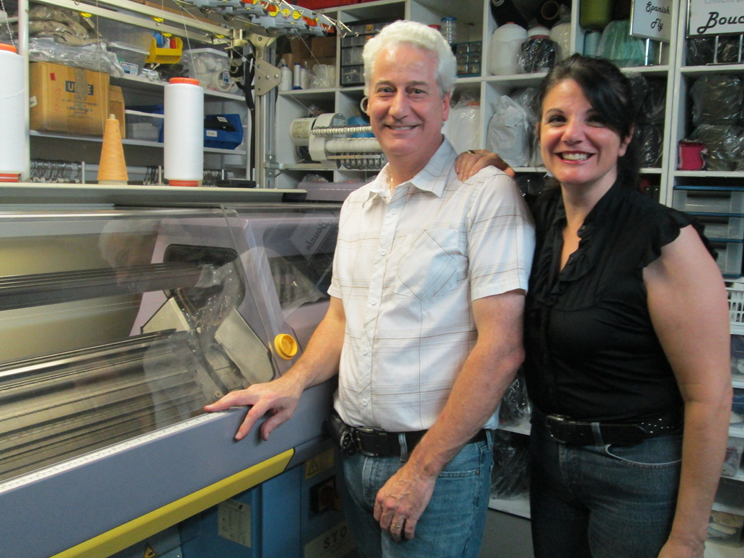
[204,373,305,441]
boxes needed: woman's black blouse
[523,182,709,422]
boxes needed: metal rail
[0,262,204,311]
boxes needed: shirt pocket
[394,229,461,299]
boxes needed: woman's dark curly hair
[536,54,640,190]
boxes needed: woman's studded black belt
[543,412,683,446]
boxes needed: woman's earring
[360,97,369,114]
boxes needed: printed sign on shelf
[688,0,744,36]
[631,0,673,41]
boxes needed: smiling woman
[521,54,732,558]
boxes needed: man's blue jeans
[529,411,683,558]
[340,433,493,558]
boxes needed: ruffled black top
[523,182,710,422]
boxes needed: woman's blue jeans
[529,412,683,558]
[340,433,493,558]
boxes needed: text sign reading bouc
[631,0,673,42]
[688,0,744,37]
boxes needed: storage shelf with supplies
[29,131,247,156]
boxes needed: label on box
[120,62,139,76]
[206,130,218,137]
[30,62,109,136]
[29,96,37,108]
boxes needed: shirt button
[361,399,369,407]
[380,248,387,256]
[390,209,398,215]
[370,299,377,306]
[362,348,369,356]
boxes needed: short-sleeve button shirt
[328,140,535,432]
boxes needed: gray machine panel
[0,380,335,558]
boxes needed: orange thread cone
[97,114,129,185]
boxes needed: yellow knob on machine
[274,333,298,360]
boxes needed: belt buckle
[355,427,390,457]
[545,414,573,444]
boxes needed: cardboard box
[289,37,336,70]
[290,38,312,65]
[108,85,126,139]
[29,62,110,136]
[311,37,336,58]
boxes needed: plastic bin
[108,42,149,76]
[708,511,744,547]
[97,19,153,52]
[710,239,744,277]
[181,48,237,93]
[715,477,744,514]
[673,187,744,215]
[126,105,164,143]
[204,114,243,150]
[734,388,744,420]
[146,36,183,65]
[341,46,363,66]
[341,65,363,86]
[722,436,744,478]
[696,215,744,240]
[732,332,744,377]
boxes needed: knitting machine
[0,202,341,558]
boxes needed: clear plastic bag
[690,74,744,127]
[443,92,481,154]
[28,37,124,77]
[518,36,556,74]
[626,72,649,117]
[686,36,716,66]
[597,20,646,67]
[687,35,743,65]
[510,87,540,126]
[310,64,334,89]
[490,430,530,500]
[636,124,664,168]
[639,77,666,125]
[689,124,744,171]
[486,94,531,168]
[28,6,94,45]
[498,371,532,426]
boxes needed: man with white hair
[206,20,534,557]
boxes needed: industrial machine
[289,113,386,171]
[0,202,342,558]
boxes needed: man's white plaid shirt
[328,139,535,432]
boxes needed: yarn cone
[97,114,128,185]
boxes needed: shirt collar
[550,180,624,240]
[363,138,455,203]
